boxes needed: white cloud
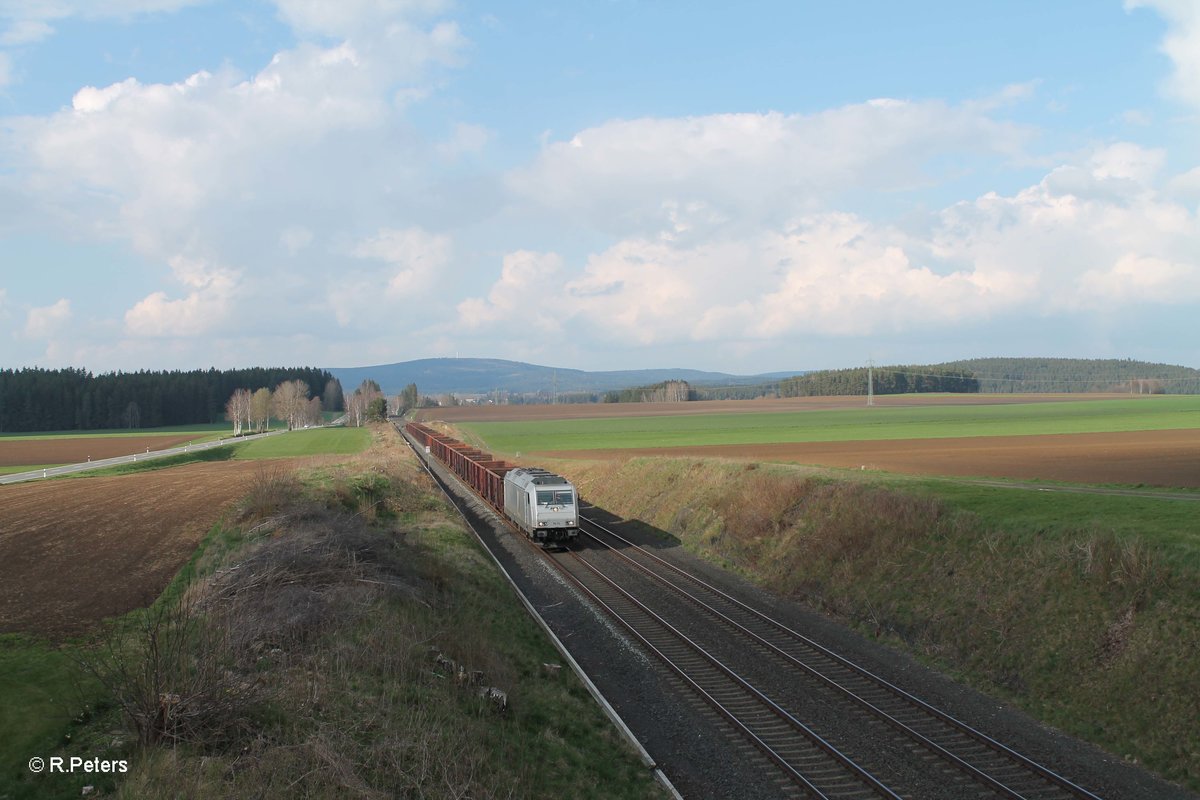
[458,250,563,331]
[0,50,9,86]
[352,226,451,296]
[23,298,71,338]
[1128,0,1200,109]
[327,227,453,327]
[1169,165,1200,196]
[1087,141,1165,183]
[464,142,1199,350]
[1078,253,1200,305]
[508,101,1032,235]
[124,256,238,336]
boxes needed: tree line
[603,380,696,403]
[778,366,979,397]
[0,366,340,433]
[934,358,1200,393]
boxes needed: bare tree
[271,380,310,431]
[224,389,252,436]
[250,387,272,433]
[346,379,383,427]
[305,396,323,427]
[345,390,366,428]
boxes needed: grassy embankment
[2,425,660,799]
[452,397,1200,791]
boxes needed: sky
[0,0,1198,376]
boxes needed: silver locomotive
[502,467,579,545]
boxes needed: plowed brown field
[539,429,1200,488]
[0,461,267,638]
[0,434,203,467]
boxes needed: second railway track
[569,511,1105,800]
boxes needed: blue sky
[1,0,1198,375]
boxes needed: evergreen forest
[0,367,338,432]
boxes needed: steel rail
[578,511,1105,800]
[558,547,902,800]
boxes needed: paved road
[0,428,288,485]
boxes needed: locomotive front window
[536,489,575,506]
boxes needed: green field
[234,427,370,459]
[459,396,1200,455]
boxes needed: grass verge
[65,445,239,478]
[560,456,1200,792]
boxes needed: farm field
[416,392,1130,423]
[437,395,1200,489]
[0,433,207,468]
[537,429,1200,489]
[0,461,266,638]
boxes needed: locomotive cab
[503,468,579,545]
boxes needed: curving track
[571,512,1106,800]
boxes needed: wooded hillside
[777,358,1200,396]
[0,367,338,432]
[936,358,1200,393]
[779,366,978,397]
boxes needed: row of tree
[778,366,979,397]
[341,380,422,427]
[224,380,326,434]
[0,367,341,432]
[603,380,696,403]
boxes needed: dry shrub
[238,465,301,523]
[199,509,425,654]
[78,596,264,748]
[1068,532,1168,608]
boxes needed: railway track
[554,542,901,799]
[401,423,1108,798]
[573,511,1106,800]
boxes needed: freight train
[404,422,579,546]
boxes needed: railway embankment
[3,424,661,800]
[557,456,1200,795]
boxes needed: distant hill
[779,358,1200,396]
[326,358,794,397]
[936,358,1200,393]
